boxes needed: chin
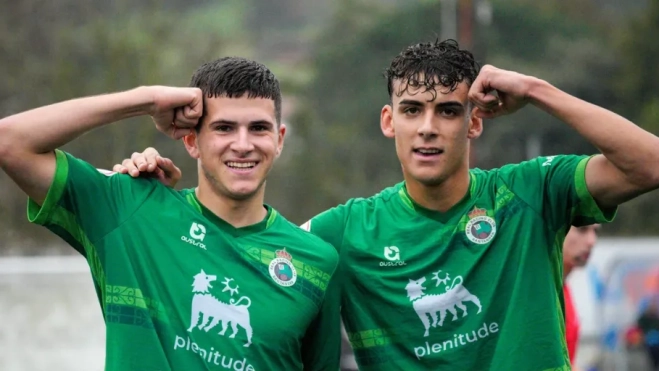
[225,187,261,201]
[411,173,447,187]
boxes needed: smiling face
[380,78,482,188]
[184,95,285,201]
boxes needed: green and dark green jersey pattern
[306,155,616,371]
[28,150,341,371]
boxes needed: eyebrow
[398,100,465,110]
[211,119,275,126]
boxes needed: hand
[468,65,536,119]
[147,86,203,139]
[112,147,182,188]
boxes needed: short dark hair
[189,57,282,125]
[385,39,480,99]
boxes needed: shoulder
[278,214,339,257]
[334,182,404,214]
[471,155,589,182]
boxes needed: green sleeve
[301,203,350,252]
[301,273,342,370]
[501,155,617,230]
[27,150,157,257]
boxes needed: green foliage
[289,0,617,215]
[3,0,659,253]
[614,0,659,133]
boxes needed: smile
[413,148,444,157]
[225,161,259,172]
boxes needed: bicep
[585,154,647,209]
[2,151,56,206]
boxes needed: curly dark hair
[385,39,480,99]
[189,56,282,125]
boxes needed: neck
[563,263,573,281]
[196,181,267,229]
[405,166,470,212]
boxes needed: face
[380,79,482,187]
[563,224,600,268]
[184,95,285,201]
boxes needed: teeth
[227,162,256,168]
[417,149,441,154]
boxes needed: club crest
[268,248,297,287]
[465,207,496,244]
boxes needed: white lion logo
[405,274,482,337]
[187,269,253,347]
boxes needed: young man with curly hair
[117,39,659,370]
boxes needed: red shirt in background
[564,284,580,365]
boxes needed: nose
[417,111,438,139]
[230,126,254,154]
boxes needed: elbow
[632,156,659,191]
[646,147,659,189]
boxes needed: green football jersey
[28,150,341,371]
[303,155,616,371]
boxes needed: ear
[183,130,200,159]
[467,106,483,139]
[275,123,287,158]
[380,104,395,138]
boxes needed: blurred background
[1,0,659,370]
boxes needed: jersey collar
[398,172,476,223]
[183,189,277,237]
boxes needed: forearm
[0,86,153,155]
[527,79,659,183]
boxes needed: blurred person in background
[0,57,340,370]
[563,224,601,369]
[114,38,659,370]
[638,299,659,370]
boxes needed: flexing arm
[0,86,201,204]
[527,80,659,208]
[469,65,659,208]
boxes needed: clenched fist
[468,65,538,119]
[147,86,204,139]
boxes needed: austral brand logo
[464,207,496,244]
[268,248,297,287]
[405,270,500,360]
[380,246,407,267]
[174,269,256,370]
[181,222,207,250]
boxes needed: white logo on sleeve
[542,155,556,167]
[380,246,406,267]
[299,220,311,232]
[181,222,207,250]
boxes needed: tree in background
[284,0,621,226]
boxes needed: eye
[440,108,457,117]
[251,124,268,132]
[216,125,232,132]
[403,107,420,115]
